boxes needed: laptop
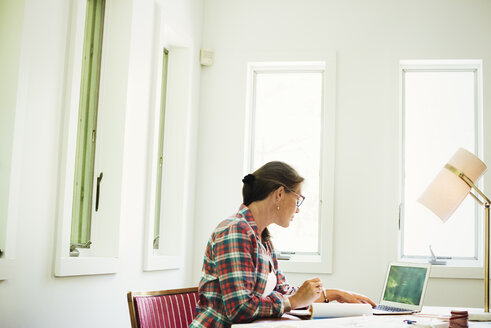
[373,262,431,315]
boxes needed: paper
[310,302,373,318]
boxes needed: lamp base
[469,311,491,321]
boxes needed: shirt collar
[238,204,260,238]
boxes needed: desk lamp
[418,148,491,321]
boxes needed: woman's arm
[315,289,376,306]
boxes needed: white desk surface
[231,306,491,328]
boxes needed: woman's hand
[315,289,376,307]
[288,278,324,309]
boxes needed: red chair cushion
[134,292,199,328]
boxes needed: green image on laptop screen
[382,266,427,305]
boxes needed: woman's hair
[242,161,304,242]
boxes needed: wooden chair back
[127,287,199,328]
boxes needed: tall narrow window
[248,62,324,255]
[153,48,169,250]
[248,60,336,274]
[70,0,105,251]
[400,60,483,264]
[143,46,193,271]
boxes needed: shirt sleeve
[214,221,286,323]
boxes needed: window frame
[54,0,129,276]
[244,58,336,274]
[141,19,194,271]
[398,59,484,275]
[70,0,105,252]
[152,48,169,251]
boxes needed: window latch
[95,172,103,211]
[153,235,160,249]
[428,245,451,265]
[69,241,92,257]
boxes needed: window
[54,0,129,276]
[142,27,194,271]
[252,70,321,253]
[70,0,105,253]
[153,49,169,250]
[245,60,336,273]
[400,60,483,267]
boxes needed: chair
[127,287,199,328]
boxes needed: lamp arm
[462,176,490,206]
[469,190,485,206]
[445,164,490,205]
[486,204,490,312]
[445,163,490,312]
[463,178,491,313]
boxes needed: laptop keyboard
[374,305,411,312]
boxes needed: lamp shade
[418,148,487,222]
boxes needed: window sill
[0,258,14,280]
[400,257,484,279]
[279,254,332,274]
[54,257,119,277]
[143,255,183,271]
[429,265,484,279]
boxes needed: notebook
[373,262,431,315]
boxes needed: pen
[322,289,329,303]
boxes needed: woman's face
[275,185,301,228]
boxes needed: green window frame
[153,48,169,250]
[70,0,105,252]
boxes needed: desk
[231,307,491,328]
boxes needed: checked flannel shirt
[190,204,297,328]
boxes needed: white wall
[193,0,491,308]
[0,0,203,327]
[0,0,25,255]
[2,0,491,326]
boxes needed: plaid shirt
[190,205,297,328]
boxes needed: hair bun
[242,174,255,185]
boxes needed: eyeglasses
[284,187,305,207]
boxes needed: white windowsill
[430,265,485,279]
[279,256,485,278]
[54,257,119,277]
[279,254,332,274]
[143,255,183,272]
[400,257,484,279]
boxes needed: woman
[190,161,374,327]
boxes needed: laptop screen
[382,265,428,305]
